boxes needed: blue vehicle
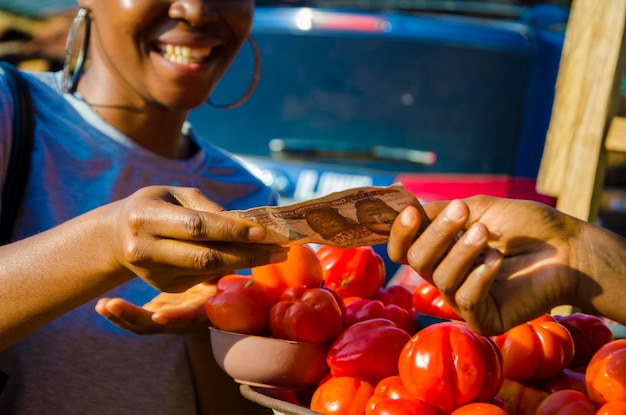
[187,1,568,275]
[189,1,567,206]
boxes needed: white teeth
[160,44,212,65]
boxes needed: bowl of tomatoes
[209,327,331,390]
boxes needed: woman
[388,196,626,336]
[0,0,287,413]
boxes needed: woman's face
[79,0,254,109]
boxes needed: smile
[158,44,212,65]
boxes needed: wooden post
[537,0,626,223]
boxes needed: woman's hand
[388,196,580,336]
[106,186,288,293]
[95,282,216,334]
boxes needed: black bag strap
[0,61,34,245]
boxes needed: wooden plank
[606,116,626,152]
[536,0,626,222]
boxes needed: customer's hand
[95,282,216,334]
[105,186,288,293]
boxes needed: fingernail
[464,225,485,245]
[247,226,266,241]
[444,200,465,223]
[400,207,416,227]
[269,250,288,263]
[152,314,169,325]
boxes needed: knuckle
[195,249,225,272]
[183,213,205,238]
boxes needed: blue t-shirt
[0,69,276,414]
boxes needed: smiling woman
[0,0,285,414]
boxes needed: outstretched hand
[105,186,288,293]
[95,282,216,335]
[387,196,580,336]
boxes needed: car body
[189,1,567,206]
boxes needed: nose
[169,0,218,27]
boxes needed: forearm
[0,204,133,350]
[573,222,626,325]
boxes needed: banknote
[224,184,429,248]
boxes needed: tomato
[586,339,626,405]
[597,400,626,415]
[398,321,503,414]
[251,244,323,302]
[371,285,414,314]
[368,397,440,415]
[535,368,587,395]
[204,274,271,335]
[535,389,598,415]
[450,402,509,415]
[310,375,375,415]
[328,318,411,385]
[496,378,548,415]
[554,313,615,369]
[345,298,416,335]
[317,245,386,299]
[491,314,575,383]
[269,286,344,343]
[411,274,462,321]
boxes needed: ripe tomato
[310,376,375,415]
[450,402,509,415]
[204,274,271,335]
[554,313,615,369]
[344,298,416,335]
[368,397,440,415]
[269,286,344,343]
[491,314,575,383]
[371,285,414,314]
[496,378,548,415]
[597,400,626,415]
[411,274,462,321]
[586,339,626,405]
[251,244,323,302]
[535,368,587,395]
[398,321,503,414]
[497,378,548,415]
[317,245,386,299]
[328,318,411,385]
[534,389,598,415]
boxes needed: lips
[157,43,213,65]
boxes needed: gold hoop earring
[207,36,261,110]
[62,8,91,94]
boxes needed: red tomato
[535,389,598,415]
[204,274,271,335]
[251,244,323,302]
[535,368,587,395]
[597,400,626,415]
[554,313,615,369]
[398,321,503,414]
[310,376,375,415]
[368,397,440,415]
[491,314,575,383]
[411,276,462,321]
[371,285,414,314]
[586,339,626,405]
[328,318,411,385]
[317,245,386,299]
[450,402,509,415]
[496,378,548,415]
[345,298,416,335]
[269,287,344,343]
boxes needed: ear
[77,0,93,10]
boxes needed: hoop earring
[207,36,261,110]
[62,8,91,94]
